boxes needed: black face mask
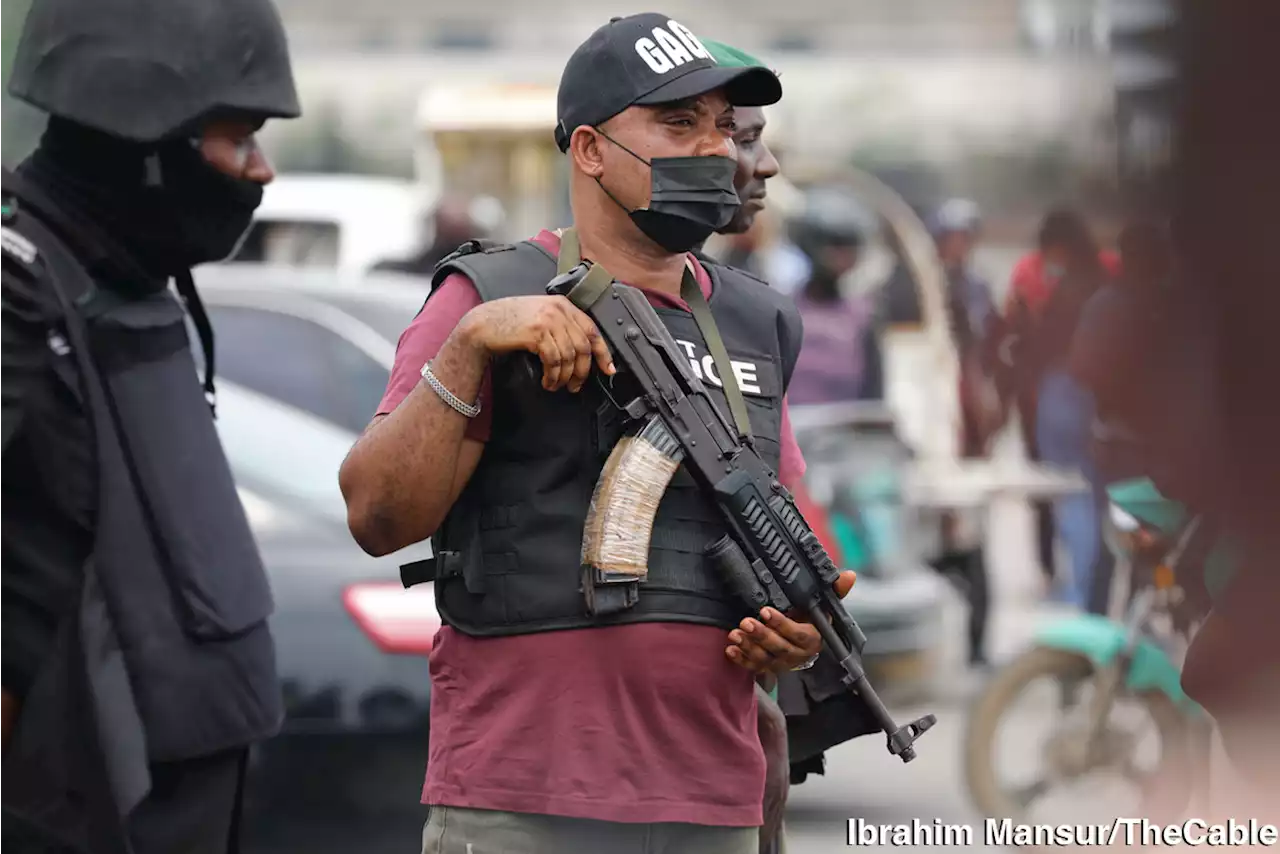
[148,141,265,268]
[596,131,740,254]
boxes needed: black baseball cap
[554,13,782,152]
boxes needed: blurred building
[275,0,1029,56]
[1106,0,1177,206]
[263,0,1135,197]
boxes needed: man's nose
[696,130,736,160]
[243,141,276,185]
[758,143,780,180]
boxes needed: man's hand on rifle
[725,571,858,674]
[462,295,615,393]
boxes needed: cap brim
[633,64,781,109]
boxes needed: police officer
[340,13,854,852]
[2,0,300,850]
[787,187,886,402]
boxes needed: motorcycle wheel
[963,646,1194,825]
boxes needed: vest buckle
[399,551,465,588]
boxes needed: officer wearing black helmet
[786,186,885,402]
[1,0,299,850]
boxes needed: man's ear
[569,126,606,179]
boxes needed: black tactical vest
[2,172,281,831]
[419,238,803,636]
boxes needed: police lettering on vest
[420,241,802,638]
[634,19,713,75]
[674,338,764,396]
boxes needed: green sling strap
[554,227,754,444]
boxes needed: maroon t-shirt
[377,230,806,826]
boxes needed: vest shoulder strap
[2,168,104,325]
[705,261,806,391]
[429,239,557,302]
[699,254,773,290]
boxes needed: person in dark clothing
[372,194,485,278]
[1069,219,1175,483]
[786,187,885,404]
[925,199,997,666]
[1018,208,1116,614]
[932,199,1003,455]
[2,0,299,850]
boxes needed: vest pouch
[89,293,273,640]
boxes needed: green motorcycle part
[1105,477,1238,604]
[1034,613,1205,717]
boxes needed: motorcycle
[962,477,1235,825]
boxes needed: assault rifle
[542,261,936,763]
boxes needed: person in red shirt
[1001,213,1120,593]
[1005,248,1120,322]
[339,14,854,853]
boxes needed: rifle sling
[557,227,753,444]
[679,266,754,445]
[557,227,580,275]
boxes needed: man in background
[1002,212,1120,595]
[373,193,489,277]
[695,38,791,854]
[928,198,997,666]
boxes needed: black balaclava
[20,116,267,410]
[23,116,264,287]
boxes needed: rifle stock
[548,263,936,763]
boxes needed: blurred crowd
[705,190,1137,608]
[721,175,1280,802]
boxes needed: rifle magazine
[582,418,685,579]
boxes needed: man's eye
[735,131,760,146]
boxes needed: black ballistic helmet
[7,0,302,143]
[789,185,875,259]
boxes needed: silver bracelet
[420,360,481,418]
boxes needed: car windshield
[313,290,426,346]
[214,380,354,525]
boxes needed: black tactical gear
[8,0,301,143]
[2,167,280,852]
[407,240,803,637]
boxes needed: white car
[230,173,436,276]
